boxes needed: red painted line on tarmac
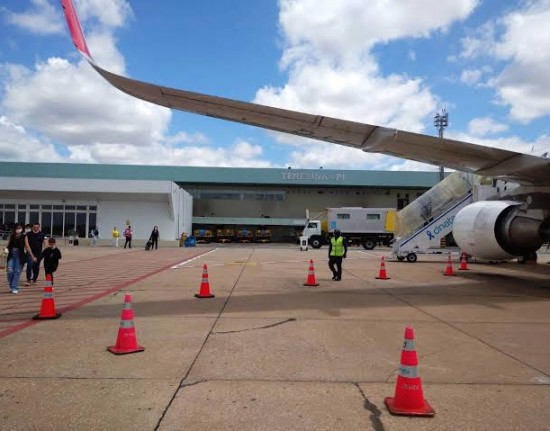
[0,320,40,339]
[0,249,213,340]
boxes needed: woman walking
[6,223,26,294]
[149,226,160,250]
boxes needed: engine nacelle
[453,201,545,260]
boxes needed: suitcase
[145,240,152,251]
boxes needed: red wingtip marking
[61,0,92,60]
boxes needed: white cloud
[408,50,417,61]
[458,21,497,60]
[491,1,550,122]
[67,139,274,167]
[0,116,62,162]
[162,131,209,145]
[73,0,133,28]
[448,130,550,156]
[460,68,483,85]
[0,0,276,169]
[389,160,439,172]
[255,0,479,170]
[458,1,550,123]
[278,0,479,64]
[5,0,64,35]
[1,52,171,151]
[467,117,509,136]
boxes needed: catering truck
[302,207,396,249]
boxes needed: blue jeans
[7,250,22,291]
[26,252,40,282]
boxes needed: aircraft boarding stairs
[391,172,477,263]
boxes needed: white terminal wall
[0,177,192,240]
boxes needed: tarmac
[1,244,550,430]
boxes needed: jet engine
[453,201,547,260]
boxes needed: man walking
[123,226,133,249]
[328,229,347,281]
[90,226,99,246]
[24,222,47,285]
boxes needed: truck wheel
[397,256,405,262]
[362,239,376,250]
[406,253,417,263]
[311,237,322,249]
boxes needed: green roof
[0,161,441,188]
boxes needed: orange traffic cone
[443,253,456,276]
[385,326,435,417]
[303,259,319,286]
[376,256,391,280]
[108,294,144,355]
[195,264,215,298]
[33,275,61,320]
[459,252,469,271]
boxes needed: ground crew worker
[328,229,347,281]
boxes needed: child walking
[40,238,62,284]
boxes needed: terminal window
[0,203,97,238]
[367,214,381,220]
[337,214,351,219]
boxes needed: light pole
[434,109,448,182]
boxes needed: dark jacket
[40,247,62,273]
[7,234,26,266]
[149,229,160,240]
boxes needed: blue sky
[1,0,550,170]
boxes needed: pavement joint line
[178,377,550,386]
[354,382,386,431]
[0,249,214,340]
[179,379,205,389]
[346,268,550,380]
[0,375,177,381]
[170,248,218,269]
[154,248,255,431]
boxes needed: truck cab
[302,220,323,248]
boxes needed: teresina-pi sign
[281,172,346,181]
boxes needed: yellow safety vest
[330,236,345,257]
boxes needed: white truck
[302,207,396,250]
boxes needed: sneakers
[332,274,337,280]
[335,276,342,281]
[10,289,19,294]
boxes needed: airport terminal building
[0,162,441,241]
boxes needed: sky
[1,0,550,171]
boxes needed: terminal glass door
[29,212,40,224]
[64,212,75,237]
[52,212,63,236]
[76,213,86,238]
[42,212,52,235]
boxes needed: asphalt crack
[354,383,385,431]
[213,318,296,334]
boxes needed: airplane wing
[61,0,550,186]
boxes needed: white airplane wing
[61,0,550,186]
